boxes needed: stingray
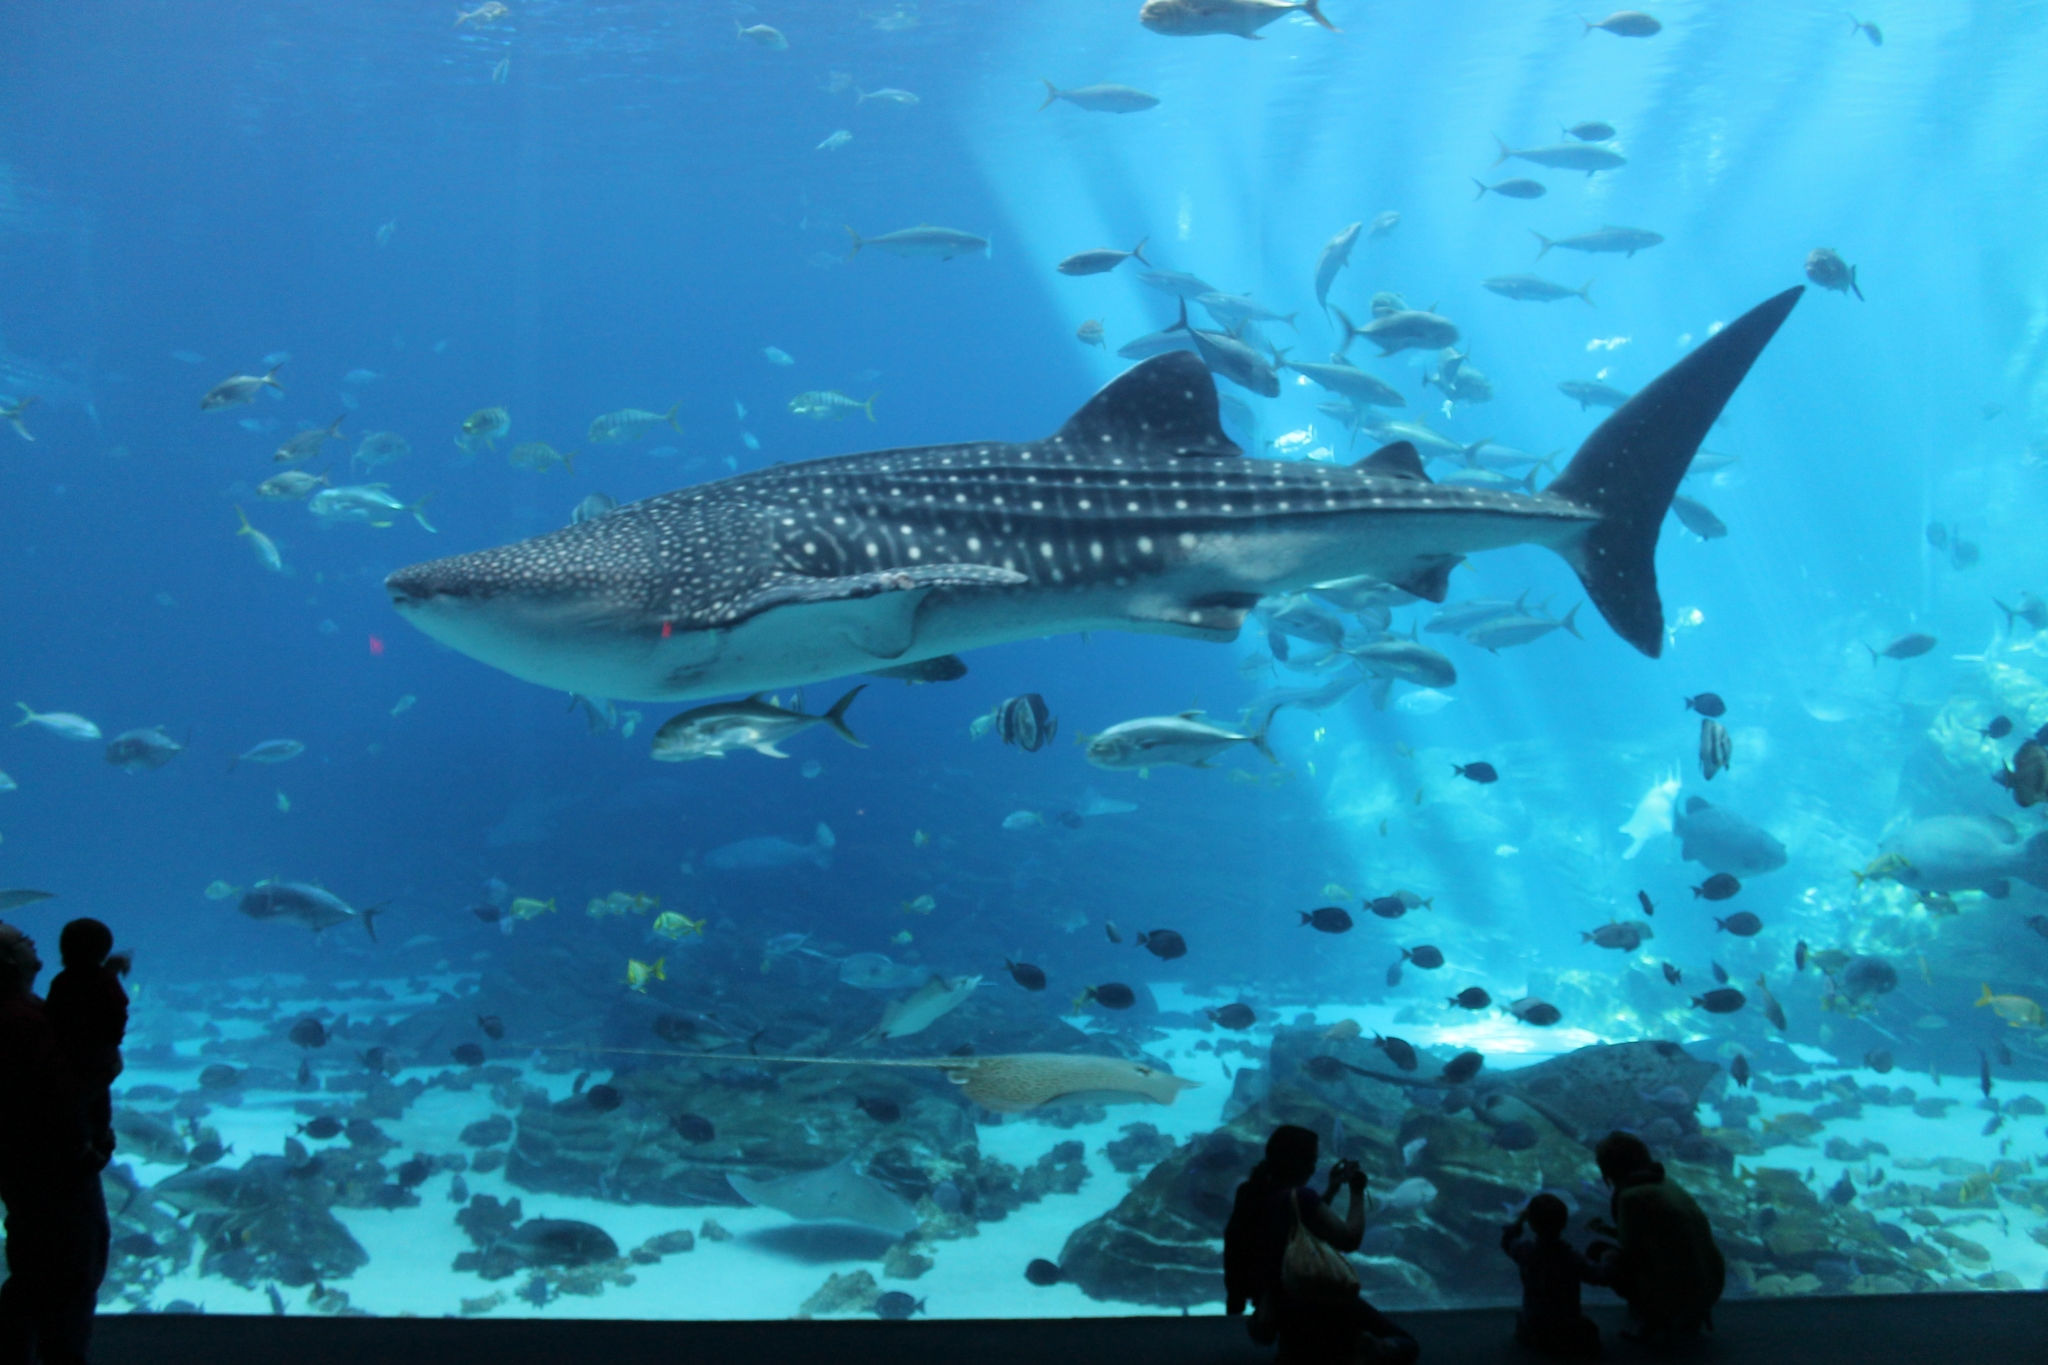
[727,1157,920,1235]
[592,1047,1199,1113]
[837,952,930,992]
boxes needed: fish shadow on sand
[738,1223,903,1263]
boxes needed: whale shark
[387,288,1801,702]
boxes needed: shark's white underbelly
[436,505,1586,703]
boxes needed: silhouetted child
[43,917,130,1164]
[1501,1193,1602,1359]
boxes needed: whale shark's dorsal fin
[1051,351,1240,460]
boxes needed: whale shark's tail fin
[1547,287,1802,657]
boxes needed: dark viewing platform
[94,1292,2048,1364]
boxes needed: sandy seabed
[114,979,2048,1317]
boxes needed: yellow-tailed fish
[651,912,704,939]
[1975,984,2045,1028]
[234,505,284,572]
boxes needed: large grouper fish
[387,288,1802,701]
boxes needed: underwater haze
[5,0,2048,1321]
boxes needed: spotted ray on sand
[570,1049,1201,1114]
[387,290,1801,701]
[727,1157,920,1235]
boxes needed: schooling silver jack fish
[386,289,1801,702]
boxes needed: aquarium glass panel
[2,0,2045,1325]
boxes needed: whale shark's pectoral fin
[731,564,1029,622]
[729,564,1030,661]
[1122,590,1260,641]
[1389,555,1460,602]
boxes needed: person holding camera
[1224,1124,1420,1364]
[1582,1131,1722,1342]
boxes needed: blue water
[4,0,2048,1319]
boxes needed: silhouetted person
[0,921,110,1365]
[1584,1131,1723,1341]
[1501,1193,1602,1358]
[44,917,130,1165]
[1224,1124,1420,1364]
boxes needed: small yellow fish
[390,694,417,717]
[587,405,681,445]
[1312,726,1326,743]
[626,957,666,993]
[1809,948,1852,975]
[1851,852,1912,887]
[891,929,913,946]
[510,896,556,920]
[902,893,937,915]
[788,390,876,422]
[275,790,290,812]
[650,911,705,939]
[462,406,508,435]
[912,830,930,847]
[203,880,240,901]
[1975,984,2045,1029]
[234,505,284,573]
[1321,883,1353,901]
[506,441,575,474]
